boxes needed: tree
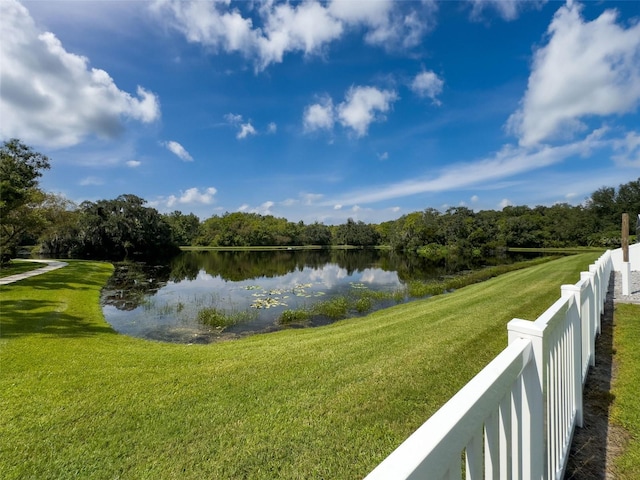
[37,193,81,257]
[163,211,200,246]
[301,222,332,245]
[615,179,640,228]
[0,139,50,263]
[586,186,617,232]
[388,209,443,252]
[334,218,380,246]
[585,178,640,245]
[74,195,178,260]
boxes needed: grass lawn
[0,254,599,479]
[611,303,640,479]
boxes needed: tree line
[1,139,638,264]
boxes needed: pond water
[101,249,535,344]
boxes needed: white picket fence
[365,250,613,480]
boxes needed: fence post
[589,264,602,332]
[508,319,545,480]
[561,285,584,428]
[580,271,596,368]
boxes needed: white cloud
[126,160,142,168]
[253,201,275,215]
[322,129,611,207]
[238,204,249,212]
[151,0,257,54]
[468,0,524,21]
[152,0,433,71]
[167,187,217,207]
[0,0,160,148]
[337,86,397,137]
[224,113,243,124]
[224,113,256,139]
[79,176,103,186]
[471,195,479,203]
[467,0,546,21]
[328,0,393,26]
[304,86,397,137]
[499,198,512,209]
[378,152,389,160]
[303,97,335,132]
[329,0,435,49]
[334,204,342,210]
[256,1,344,69]
[237,122,257,139]
[302,193,323,205]
[612,131,640,167]
[163,140,193,161]
[411,70,444,104]
[508,2,640,147]
[267,122,277,134]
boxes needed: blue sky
[1,0,639,224]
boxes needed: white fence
[365,250,613,480]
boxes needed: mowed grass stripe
[0,254,599,479]
[611,303,640,479]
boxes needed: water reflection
[101,249,525,343]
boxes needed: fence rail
[365,250,613,480]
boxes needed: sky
[1,0,639,225]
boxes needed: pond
[101,249,537,344]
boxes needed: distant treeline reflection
[103,249,542,312]
[169,248,524,283]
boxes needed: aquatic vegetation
[141,298,185,316]
[196,307,232,328]
[279,309,310,325]
[196,307,256,328]
[354,296,372,313]
[248,282,326,308]
[407,281,444,298]
[311,296,349,319]
[251,297,288,309]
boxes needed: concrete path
[0,260,68,286]
[613,270,640,304]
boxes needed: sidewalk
[0,260,68,286]
[613,270,640,304]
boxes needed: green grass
[0,254,599,479]
[611,303,640,479]
[0,259,44,278]
[508,247,605,253]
